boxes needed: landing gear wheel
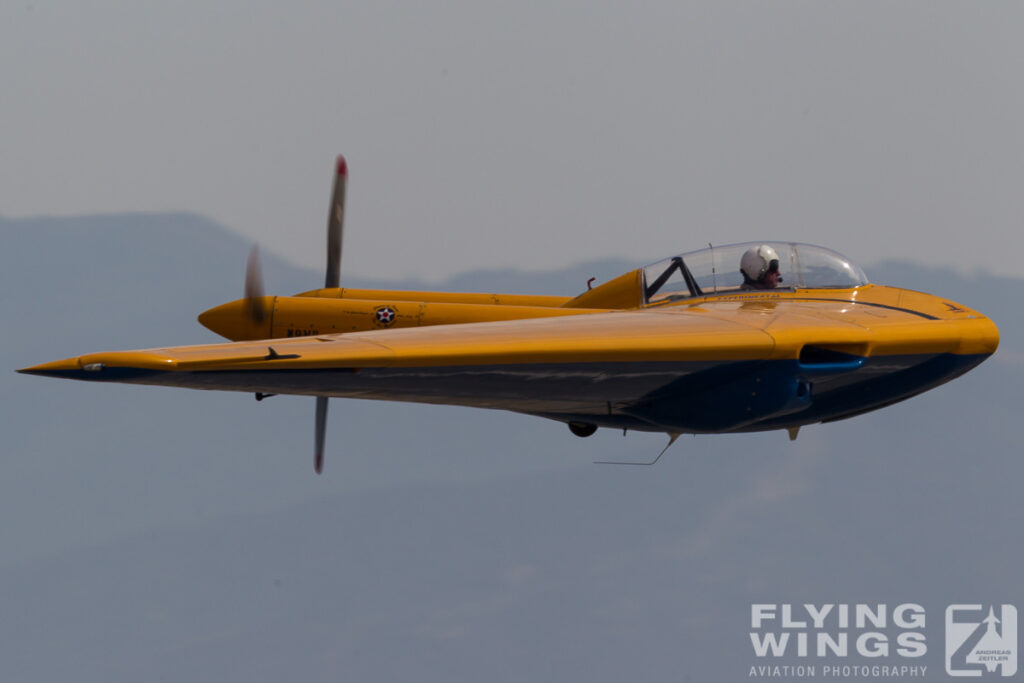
[568,422,598,438]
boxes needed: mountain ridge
[1,212,1018,682]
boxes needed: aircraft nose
[198,297,275,341]
[976,315,1000,355]
[954,315,1003,358]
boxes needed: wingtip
[17,358,82,376]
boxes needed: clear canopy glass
[642,242,869,303]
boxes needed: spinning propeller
[244,246,268,324]
[316,155,348,474]
[243,155,348,474]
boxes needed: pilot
[740,245,783,290]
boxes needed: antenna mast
[708,242,717,293]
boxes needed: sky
[2,1,1023,281]
[2,5,1021,676]
[2,214,1020,681]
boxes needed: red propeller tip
[335,155,347,177]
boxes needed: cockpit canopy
[642,242,868,303]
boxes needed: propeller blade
[313,155,346,474]
[314,396,328,474]
[324,155,347,289]
[244,245,267,324]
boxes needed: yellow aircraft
[19,156,1000,473]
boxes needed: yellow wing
[20,292,997,434]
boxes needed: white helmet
[740,245,780,282]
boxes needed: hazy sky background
[2,214,1020,681]
[2,1,1022,281]
[3,5,1021,678]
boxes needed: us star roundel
[374,305,397,327]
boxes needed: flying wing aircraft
[19,156,1000,472]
